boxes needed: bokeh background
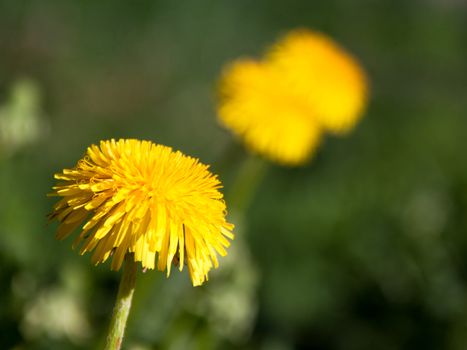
[1,1,467,349]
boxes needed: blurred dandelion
[217,28,368,166]
[205,29,369,345]
[48,139,234,348]
[267,29,368,134]
[218,59,322,165]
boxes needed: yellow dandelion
[48,139,234,286]
[266,29,368,133]
[218,58,322,166]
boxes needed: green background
[1,1,467,349]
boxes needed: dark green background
[1,1,467,349]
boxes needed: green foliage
[1,1,467,349]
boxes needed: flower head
[49,139,234,286]
[266,29,368,133]
[218,59,321,165]
[217,28,368,166]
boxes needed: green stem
[227,155,268,213]
[104,254,137,350]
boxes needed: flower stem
[104,254,137,350]
[228,155,268,213]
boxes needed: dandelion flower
[49,139,234,286]
[217,29,368,166]
[266,29,368,133]
[218,59,322,166]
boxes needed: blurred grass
[1,0,467,349]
